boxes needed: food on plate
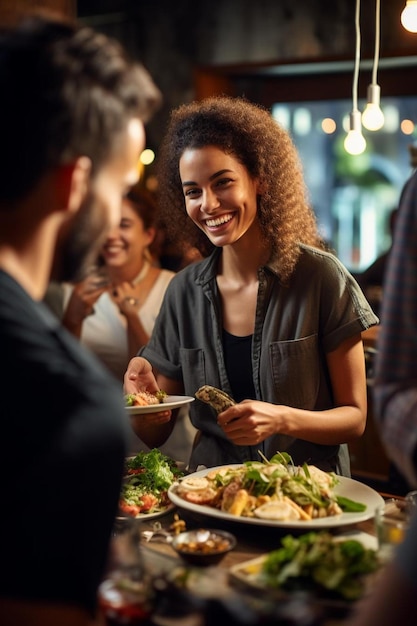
[253,500,301,521]
[174,452,366,522]
[119,449,185,517]
[173,529,234,555]
[195,385,236,413]
[125,389,167,407]
[171,529,236,566]
[232,531,381,600]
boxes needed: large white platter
[125,395,195,415]
[168,464,384,529]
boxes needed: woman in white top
[60,186,196,459]
[62,186,173,380]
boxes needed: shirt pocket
[269,334,320,409]
[179,347,207,395]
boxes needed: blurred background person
[61,186,173,378]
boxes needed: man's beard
[51,191,109,283]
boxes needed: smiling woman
[122,95,379,476]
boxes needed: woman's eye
[185,188,200,198]
[216,178,232,187]
[119,220,135,231]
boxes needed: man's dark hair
[0,13,162,206]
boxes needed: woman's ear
[55,157,92,213]
[145,226,157,248]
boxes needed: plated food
[229,530,381,601]
[171,528,237,566]
[168,455,385,528]
[118,449,185,519]
[125,389,167,407]
[125,395,195,415]
[173,453,361,521]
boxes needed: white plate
[116,502,175,522]
[229,529,379,600]
[168,464,384,529]
[125,395,195,414]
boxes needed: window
[272,96,417,272]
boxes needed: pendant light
[362,0,384,131]
[344,0,366,155]
[401,1,417,33]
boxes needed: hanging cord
[352,0,361,113]
[372,0,381,85]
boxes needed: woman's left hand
[112,281,141,315]
[217,400,280,445]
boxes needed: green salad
[120,449,184,517]
[260,531,380,600]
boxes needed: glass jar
[98,518,154,625]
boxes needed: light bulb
[401,1,417,33]
[344,110,366,155]
[362,84,384,131]
[362,103,384,131]
[344,130,367,155]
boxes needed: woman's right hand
[125,358,173,441]
[123,356,159,394]
[62,276,108,335]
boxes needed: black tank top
[222,329,255,403]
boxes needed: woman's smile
[205,212,235,229]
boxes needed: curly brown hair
[156,95,325,282]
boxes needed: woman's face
[179,145,261,248]
[101,198,154,269]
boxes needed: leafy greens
[260,531,380,600]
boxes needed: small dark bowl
[171,528,236,566]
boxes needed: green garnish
[336,496,367,512]
[124,393,136,406]
[155,389,168,402]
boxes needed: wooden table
[136,504,386,626]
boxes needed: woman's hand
[217,400,280,445]
[125,357,176,445]
[217,334,367,447]
[112,281,142,316]
[124,356,159,394]
[62,276,108,336]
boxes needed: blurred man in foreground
[0,12,161,625]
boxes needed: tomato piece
[119,500,141,517]
[139,493,159,512]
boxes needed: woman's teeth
[206,214,233,227]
